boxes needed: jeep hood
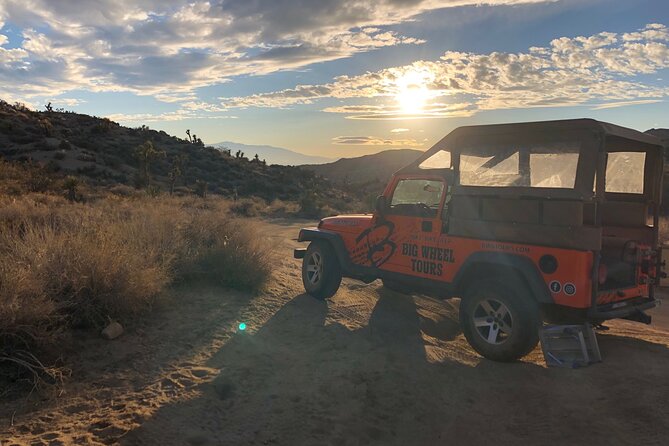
[319,215,374,233]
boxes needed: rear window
[459,142,580,188]
[605,152,645,194]
[419,150,452,169]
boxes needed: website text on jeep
[295,119,665,362]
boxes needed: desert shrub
[0,195,272,383]
[0,121,13,134]
[267,199,300,218]
[76,153,96,163]
[59,139,72,151]
[176,209,272,292]
[229,197,266,217]
[298,192,319,216]
[108,184,137,197]
[91,118,114,134]
[194,179,208,198]
[26,166,54,192]
[53,151,66,160]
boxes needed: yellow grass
[0,194,272,378]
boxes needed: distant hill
[303,149,422,184]
[0,100,349,204]
[302,149,422,207]
[212,141,334,166]
[646,128,669,148]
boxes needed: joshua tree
[190,134,203,146]
[134,140,164,187]
[168,154,187,195]
[45,102,53,113]
[186,129,192,143]
[63,176,79,202]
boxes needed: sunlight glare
[395,69,433,115]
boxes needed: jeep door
[376,175,448,279]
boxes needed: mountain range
[211,141,334,166]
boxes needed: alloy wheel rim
[306,251,323,285]
[472,298,513,345]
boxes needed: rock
[101,321,123,340]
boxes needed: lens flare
[238,322,247,331]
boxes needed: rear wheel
[302,241,342,300]
[459,278,540,362]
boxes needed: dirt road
[3,219,669,445]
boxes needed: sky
[0,0,668,159]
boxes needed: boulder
[101,321,123,340]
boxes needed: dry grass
[0,193,272,384]
[229,196,340,219]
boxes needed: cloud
[105,110,237,124]
[332,136,424,146]
[590,99,663,110]
[219,23,669,119]
[0,0,547,101]
[391,128,410,133]
[48,98,86,107]
[322,102,476,120]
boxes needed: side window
[605,152,645,194]
[390,179,444,217]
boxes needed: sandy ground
[2,219,669,445]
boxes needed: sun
[395,69,433,115]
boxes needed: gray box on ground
[540,324,602,368]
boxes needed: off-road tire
[459,278,540,362]
[302,241,342,300]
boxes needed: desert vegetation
[0,100,355,207]
[0,191,272,388]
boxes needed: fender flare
[298,228,360,275]
[453,251,553,304]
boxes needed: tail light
[598,263,608,285]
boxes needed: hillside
[303,148,421,184]
[212,141,334,166]
[0,100,348,205]
[302,149,422,206]
[646,128,669,148]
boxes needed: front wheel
[459,278,540,362]
[302,241,342,300]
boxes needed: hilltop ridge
[0,100,346,204]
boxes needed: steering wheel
[416,203,434,216]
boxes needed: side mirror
[375,195,387,216]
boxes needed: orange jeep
[295,119,665,361]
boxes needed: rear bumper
[588,297,658,320]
